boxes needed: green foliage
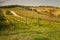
[0,9,6,20]
[0,9,6,25]
[0,9,11,31]
[6,10,13,15]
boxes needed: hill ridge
[0,5,60,9]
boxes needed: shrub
[6,10,13,15]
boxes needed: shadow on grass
[33,37,50,40]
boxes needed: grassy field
[0,5,60,40]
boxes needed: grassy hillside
[0,5,60,40]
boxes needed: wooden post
[37,18,41,26]
[25,16,28,26]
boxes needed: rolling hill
[0,5,60,40]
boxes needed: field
[0,5,60,40]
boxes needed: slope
[0,5,60,40]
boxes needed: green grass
[0,6,60,40]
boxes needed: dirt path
[10,10,24,18]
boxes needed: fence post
[37,18,41,26]
[25,16,28,26]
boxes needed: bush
[6,10,13,15]
[0,9,11,31]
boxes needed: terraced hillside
[0,5,60,40]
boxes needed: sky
[1,0,60,7]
